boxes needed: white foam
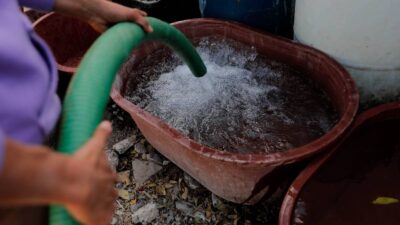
[128,39,336,153]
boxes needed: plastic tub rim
[33,12,83,74]
[111,18,359,166]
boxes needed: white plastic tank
[294,0,400,104]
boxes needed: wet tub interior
[120,37,338,154]
[290,105,400,225]
[33,13,100,73]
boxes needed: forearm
[54,0,152,33]
[54,0,93,20]
[54,0,113,21]
[0,139,75,206]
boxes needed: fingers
[93,11,153,33]
[88,121,112,152]
[136,17,153,33]
[86,0,153,33]
[66,122,117,225]
[94,121,113,142]
[107,189,118,207]
[129,10,153,33]
[98,154,118,176]
[105,211,114,225]
[136,9,147,17]
[97,179,118,225]
[79,121,112,162]
[89,21,108,33]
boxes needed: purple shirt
[0,0,61,170]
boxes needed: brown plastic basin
[279,102,400,225]
[33,13,100,74]
[111,18,359,204]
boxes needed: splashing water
[127,38,338,153]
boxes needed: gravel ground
[101,95,396,225]
[104,101,284,225]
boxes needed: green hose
[50,17,206,225]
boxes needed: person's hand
[87,1,153,33]
[54,0,153,33]
[0,121,116,225]
[64,121,117,225]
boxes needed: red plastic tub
[33,13,100,74]
[111,18,359,204]
[279,102,400,225]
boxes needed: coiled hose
[50,17,206,225]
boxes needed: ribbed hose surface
[50,17,206,225]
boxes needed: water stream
[127,37,338,153]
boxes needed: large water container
[294,0,400,105]
[199,0,294,37]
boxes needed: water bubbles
[127,38,337,153]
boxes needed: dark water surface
[293,119,400,225]
[126,37,338,153]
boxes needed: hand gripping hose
[50,17,206,225]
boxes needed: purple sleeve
[0,130,4,173]
[19,0,55,11]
